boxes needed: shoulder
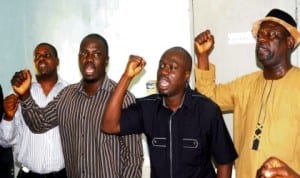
[191,90,219,109]
[59,83,81,94]
[234,70,262,84]
[107,78,136,99]
[57,76,69,87]
[189,90,223,118]
[137,94,162,103]
[190,92,228,128]
[290,66,300,74]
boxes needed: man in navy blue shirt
[101,46,237,178]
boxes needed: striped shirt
[0,77,68,173]
[21,75,143,178]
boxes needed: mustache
[83,61,95,67]
[158,75,170,82]
[256,42,269,50]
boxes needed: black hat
[252,8,300,48]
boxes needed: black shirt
[121,86,238,178]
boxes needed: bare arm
[101,55,146,134]
[194,29,214,70]
[216,163,233,178]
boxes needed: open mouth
[84,63,95,75]
[158,77,170,89]
[38,62,46,68]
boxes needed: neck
[263,64,292,80]
[164,92,185,112]
[36,74,58,96]
[82,78,104,96]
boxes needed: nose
[159,66,170,75]
[34,56,45,63]
[85,53,95,62]
[257,33,267,43]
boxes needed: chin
[83,77,97,83]
[158,90,169,96]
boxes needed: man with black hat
[194,8,300,178]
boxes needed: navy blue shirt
[120,87,237,178]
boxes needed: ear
[56,57,60,66]
[184,70,191,81]
[105,56,109,65]
[287,36,295,49]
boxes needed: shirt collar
[78,74,110,93]
[162,85,193,110]
[31,75,68,88]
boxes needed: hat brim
[252,16,300,48]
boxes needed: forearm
[21,95,58,133]
[101,73,133,134]
[196,53,210,70]
[216,163,233,178]
[194,63,217,99]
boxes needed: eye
[257,30,267,39]
[269,30,278,39]
[257,29,279,40]
[159,63,165,69]
[92,51,102,58]
[34,53,53,60]
[79,51,87,57]
[34,54,41,59]
[169,64,178,71]
[44,53,52,58]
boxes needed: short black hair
[163,46,192,72]
[80,33,109,56]
[35,42,58,58]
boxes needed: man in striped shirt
[0,43,68,178]
[10,34,144,178]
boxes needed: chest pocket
[182,138,199,149]
[181,137,205,167]
[152,137,167,147]
[150,137,167,168]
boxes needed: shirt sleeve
[0,106,22,147]
[210,105,238,164]
[194,63,236,112]
[0,119,18,147]
[120,102,144,135]
[20,95,59,133]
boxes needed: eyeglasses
[34,53,53,60]
[257,30,280,40]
